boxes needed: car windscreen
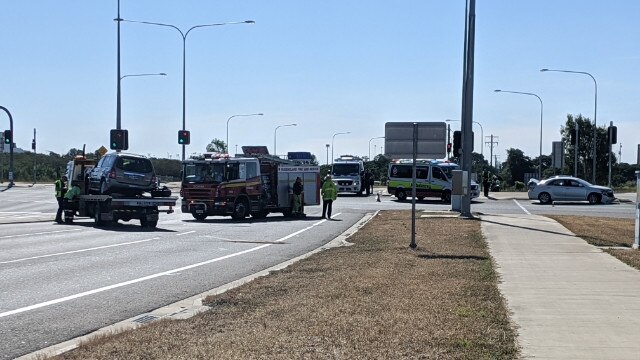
[332,163,360,176]
[183,163,225,184]
[116,157,153,173]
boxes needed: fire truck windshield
[332,163,360,176]
[183,163,225,184]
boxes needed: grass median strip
[53,210,518,359]
[546,215,639,270]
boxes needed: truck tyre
[64,216,73,224]
[192,213,207,221]
[231,198,249,220]
[140,217,158,228]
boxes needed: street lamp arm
[121,19,185,38]
[185,20,255,37]
[120,73,167,80]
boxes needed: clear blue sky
[1,1,638,164]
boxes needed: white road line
[513,199,531,215]
[0,229,82,239]
[176,231,196,236]
[0,237,161,265]
[0,215,337,319]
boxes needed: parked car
[527,176,615,204]
[88,153,157,196]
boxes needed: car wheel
[396,190,407,201]
[587,193,601,205]
[441,190,452,203]
[192,213,207,221]
[231,198,249,220]
[538,192,552,204]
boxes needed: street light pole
[368,136,385,161]
[121,19,255,160]
[274,123,297,156]
[325,144,330,165]
[494,90,544,179]
[226,113,264,153]
[445,119,484,157]
[541,68,597,183]
[331,132,350,165]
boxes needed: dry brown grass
[546,215,640,270]
[54,211,518,360]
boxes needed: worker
[321,175,337,220]
[63,183,82,215]
[364,171,373,196]
[292,176,305,217]
[482,170,490,197]
[54,175,67,223]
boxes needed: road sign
[552,141,564,169]
[384,122,447,159]
[98,146,108,156]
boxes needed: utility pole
[485,135,499,169]
[0,132,3,183]
[32,128,37,184]
[619,143,622,162]
[494,154,499,169]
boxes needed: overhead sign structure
[384,122,447,159]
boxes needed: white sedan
[528,176,615,204]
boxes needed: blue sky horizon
[1,1,638,165]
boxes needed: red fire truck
[180,147,320,220]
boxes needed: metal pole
[592,77,598,184]
[634,170,639,249]
[181,36,186,161]
[460,0,475,218]
[33,128,36,184]
[410,123,417,249]
[116,0,122,130]
[0,106,14,187]
[574,127,579,177]
[325,144,329,165]
[608,121,613,187]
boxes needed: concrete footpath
[481,213,640,359]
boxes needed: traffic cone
[376,192,381,202]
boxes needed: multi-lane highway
[0,184,636,359]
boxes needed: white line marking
[513,199,531,215]
[0,229,82,239]
[0,215,337,318]
[0,237,161,265]
[176,231,196,236]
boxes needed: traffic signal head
[178,130,190,145]
[608,126,617,144]
[452,130,461,157]
[110,129,129,150]
[3,130,11,145]
[447,143,452,153]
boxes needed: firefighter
[54,175,67,223]
[292,176,305,217]
[321,175,337,220]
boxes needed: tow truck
[62,154,177,228]
[181,146,320,220]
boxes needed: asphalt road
[0,184,636,359]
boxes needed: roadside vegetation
[547,215,639,270]
[51,211,518,359]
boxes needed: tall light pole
[494,90,544,179]
[541,68,598,183]
[226,113,263,153]
[368,136,385,161]
[274,123,297,156]
[121,19,255,160]
[445,119,484,157]
[331,132,350,165]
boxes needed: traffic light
[31,139,36,150]
[447,143,452,154]
[608,126,617,144]
[3,130,11,145]
[452,131,461,157]
[110,129,129,150]
[178,130,190,145]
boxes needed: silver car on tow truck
[528,176,615,204]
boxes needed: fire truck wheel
[140,217,158,228]
[192,213,207,221]
[231,198,249,220]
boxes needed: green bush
[514,181,525,191]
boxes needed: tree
[206,138,227,153]
[499,148,534,186]
[560,114,614,184]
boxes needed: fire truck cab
[181,148,320,221]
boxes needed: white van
[387,160,479,202]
